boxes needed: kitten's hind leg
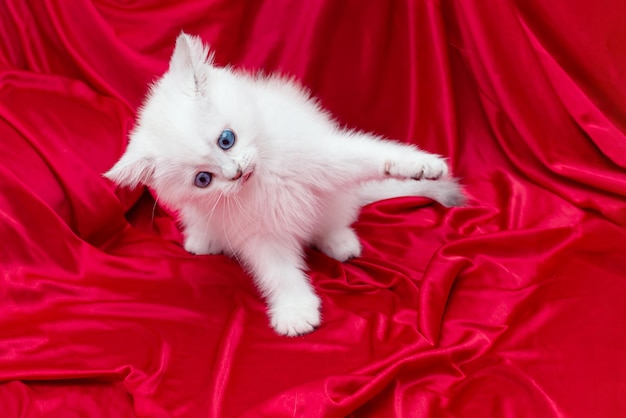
[315,227,361,262]
[313,192,362,262]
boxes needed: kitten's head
[105,33,259,207]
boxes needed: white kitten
[105,33,465,336]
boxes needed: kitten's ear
[169,32,213,92]
[104,149,155,189]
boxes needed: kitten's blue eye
[194,171,212,188]
[218,129,236,150]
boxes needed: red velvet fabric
[1,1,625,416]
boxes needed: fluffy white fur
[105,33,465,336]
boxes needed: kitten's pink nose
[230,169,243,181]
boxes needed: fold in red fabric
[1,1,625,416]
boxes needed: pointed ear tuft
[104,152,155,189]
[169,32,213,92]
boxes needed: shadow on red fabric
[1,1,625,417]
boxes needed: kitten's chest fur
[185,170,334,252]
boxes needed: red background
[1,1,626,416]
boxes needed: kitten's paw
[269,293,321,336]
[385,153,449,181]
[183,235,223,255]
[316,227,362,262]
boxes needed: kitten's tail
[357,177,467,208]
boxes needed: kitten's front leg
[239,239,321,336]
[331,132,450,183]
[183,230,224,255]
[382,149,448,181]
[180,209,224,255]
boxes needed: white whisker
[221,196,245,267]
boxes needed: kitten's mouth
[241,169,254,184]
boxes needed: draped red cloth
[1,1,625,416]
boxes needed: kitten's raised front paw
[269,293,321,336]
[316,227,362,262]
[385,153,449,181]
